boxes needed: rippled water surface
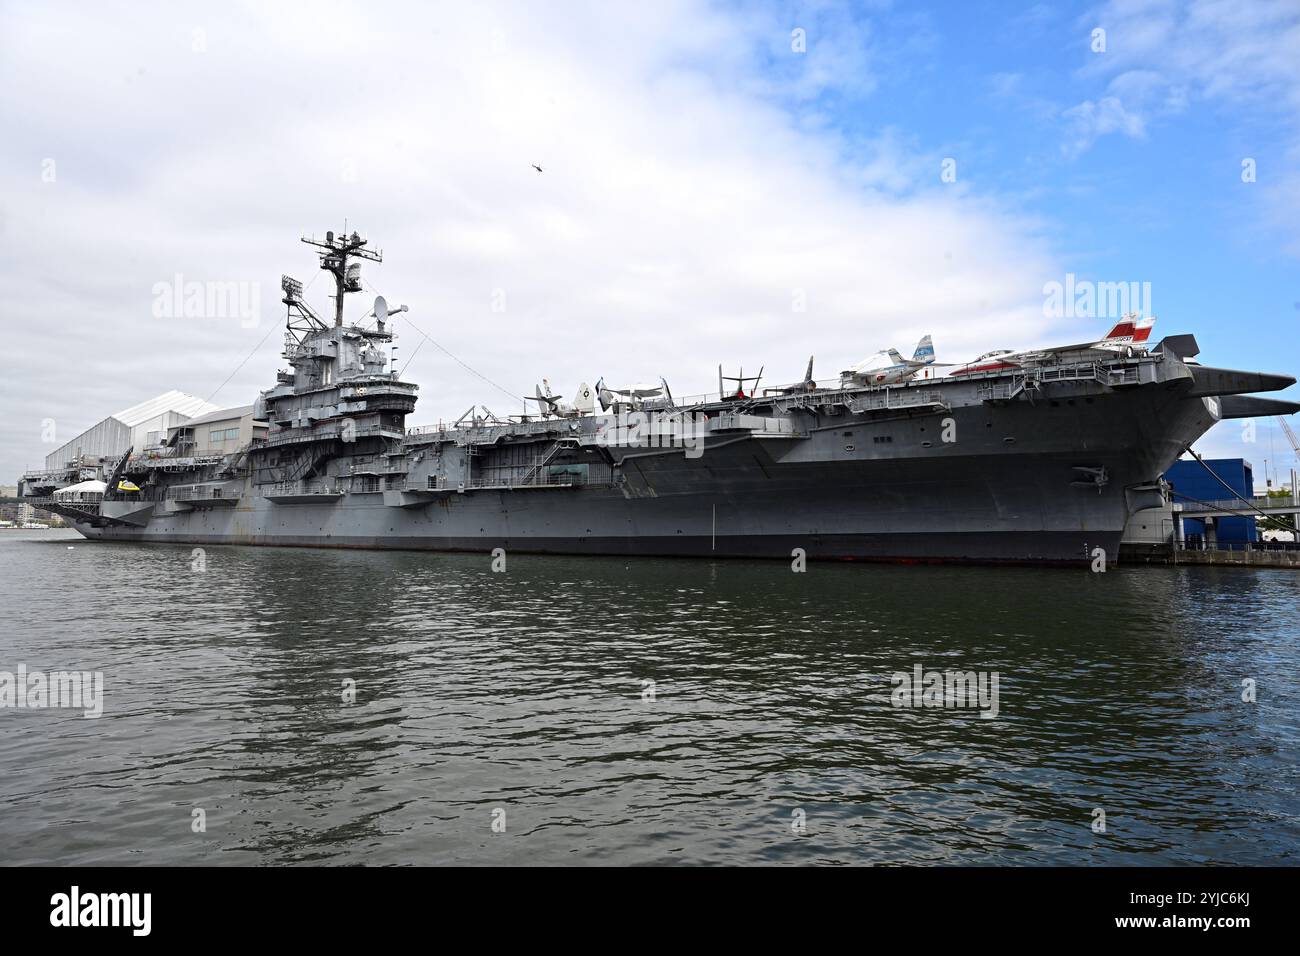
[1,528,1297,865]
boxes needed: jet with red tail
[947,314,1157,377]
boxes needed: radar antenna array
[280,274,329,350]
[301,227,383,328]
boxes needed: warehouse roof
[113,391,219,427]
[180,405,256,428]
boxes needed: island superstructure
[20,228,1300,565]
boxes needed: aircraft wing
[613,383,663,397]
[1024,341,1114,355]
[946,351,1025,375]
[1034,316,1158,355]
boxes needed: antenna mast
[301,228,383,327]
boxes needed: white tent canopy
[54,479,108,498]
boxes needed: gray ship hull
[62,384,1219,565]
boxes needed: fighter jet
[525,379,595,418]
[946,315,1157,377]
[595,377,665,412]
[779,356,818,394]
[841,335,947,387]
[719,365,764,400]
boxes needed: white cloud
[1063,94,1147,155]
[1064,0,1300,253]
[1069,0,1300,145]
[0,0,1072,480]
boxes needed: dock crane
[1279,417,1300,464]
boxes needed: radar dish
[374,295,388,322]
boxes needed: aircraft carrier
[20,229,1300,565]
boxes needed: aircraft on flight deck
[945,314,1157,377]
[595,377,666,412]
[841,335,947,387]
[525,379,595,418]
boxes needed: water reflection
[1,531,1296,864]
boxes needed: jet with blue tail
[841,335,949,387]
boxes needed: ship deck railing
[256,481,343,498]
[405,418,579,447]
[675,376,862,406]
[338,380,419,398]
[264,423,406,448]
[19,467,81,482]
[397,473,614,493]
[124,453,230,471]
[94,444,260,474]
[460,475,586,491]
[344,453,411,476]
[976,362,1122,401]
[166,485,238,503]
[847,388,950,414]
[18,496,103,518]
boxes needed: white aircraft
[595,377,665,411]
[525,379,595,418]
[841,335,947,387]
[947,315,1156,377]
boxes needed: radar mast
[301,227,384,327]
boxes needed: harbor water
[1,528,1297,865]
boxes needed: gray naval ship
[21,229,1300,565]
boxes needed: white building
[166,405,267,457]
[44,391,221,469]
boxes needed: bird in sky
[531,164,543,173]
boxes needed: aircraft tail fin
[804,356,815,384]
[912,334,935,363]
[573,382,595,414]
[887,348,906,365]
[1100,314,1156,345]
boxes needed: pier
[1120,544,1300,568]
